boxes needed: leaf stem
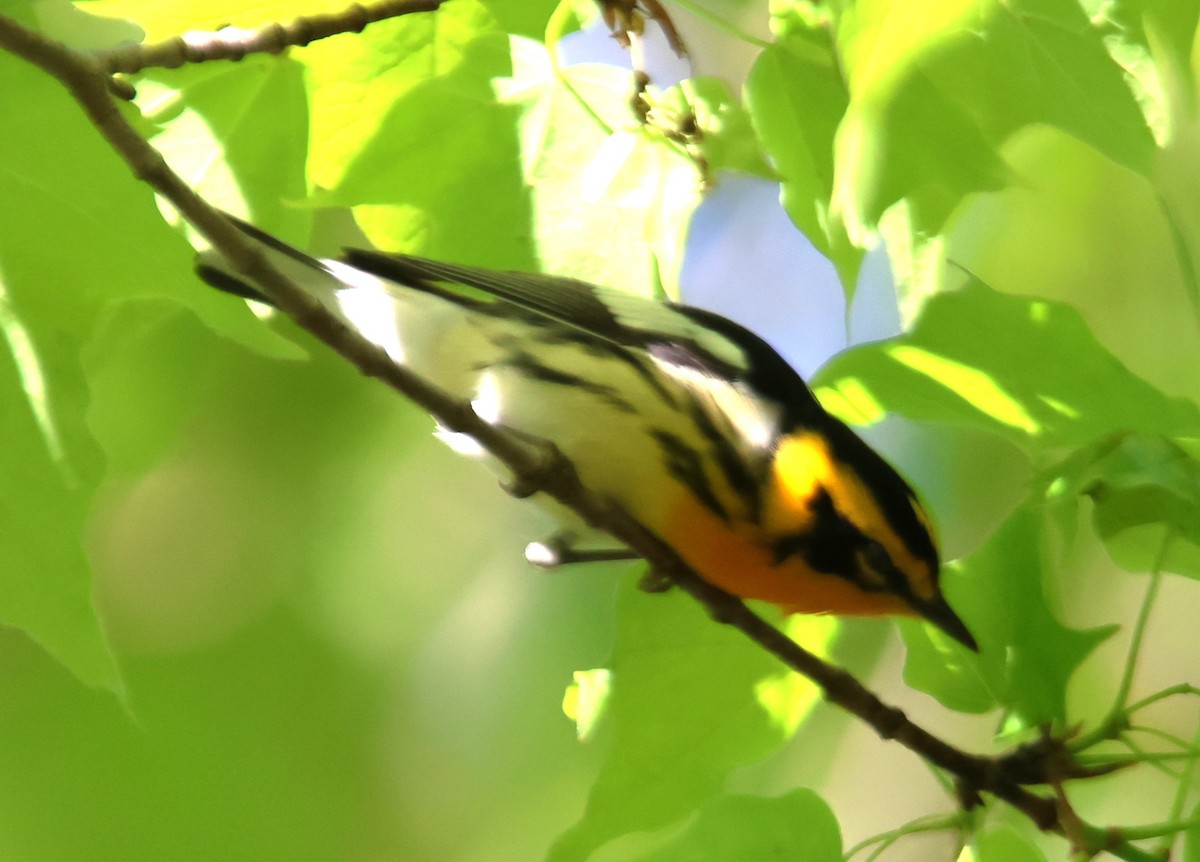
[843,813,963,860]
[1156,192,1200,335]
[1159,722,1200,855]
[1113,812,1200,842]
[545,1,616,135]
[1073,537,1171,752]
[1125,684,1200,717]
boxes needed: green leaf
[616,790,843,862]
[831,0,1154,241]
[1044,433,1200,579]
[0,308,117,692]
[563,668,613,743]
[131,56,313,358]
[84,0,348,40]
[812,278,1200,454]
[1093,0,1200,143]
[0,28,156,691]
[877,200,951,324]
[498,41,644,277]
[302,1,530,264]
[0,2,294,692]
[506,43,703,297]
[487,0,564,38]
[82,302,218,476]
[975,825,1049,862]
[901,506,1114,725]
[137,57,312,243]
[755,615,836,737]
[744,21,862,292]
[547,579,802,862]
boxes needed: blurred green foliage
[3,0,1200,860]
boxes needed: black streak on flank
[487,348,640,414]
[650,428,730,522]
[534,328,682,409]
[479,311,683,411]
[682,396,764,524]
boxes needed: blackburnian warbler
[198,218,977,651]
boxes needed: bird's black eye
[862,540,889,571]
[862,540,910,595]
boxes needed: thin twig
[843,812,964,860]
[1157,191,1200,335]
[1160,721,1200,856]
[97,0,446,76]
[1125,684,1200,717]
[0,14,1164,862]
[1073,540,1172,753]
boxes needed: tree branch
[97,0,447,76]
[0,13,1161,862]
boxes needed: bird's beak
[920,595,979,652]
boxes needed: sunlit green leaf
[84,0,350,40]
[1092,0,1200,143]
[832,0,1153,241]
[302,1,529,264]
[755,615,836,736]
[813,278,1200,453]
[563,667,613,742]
[472,38,700,296]
[137,56,312,246]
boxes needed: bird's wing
[343,249,751,379]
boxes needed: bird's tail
[193,216,503,397]
[194,217,340,306]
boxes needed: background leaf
[745,14,862,292]
[902,506,1115,726]
[813,278,1200,453]
[548,580,812,862]
[832,0,1153,240]
[611,789,843,862]
[975,826,1049,862]
[1045,433,1200,579]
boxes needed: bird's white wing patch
[648,351,781,452]
[326,260,407,364]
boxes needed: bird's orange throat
[659,491,913,619]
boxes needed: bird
[197,216,977,651]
